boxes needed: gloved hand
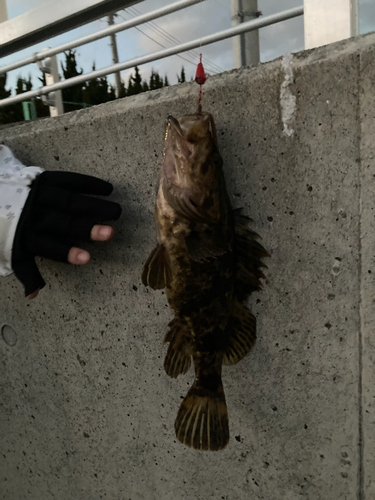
[11,170,121,298]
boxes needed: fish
[142,106,268,451]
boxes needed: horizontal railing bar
[0,0,206,76]
[0,6,304,108]
[0,0,141,58]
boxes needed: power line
[116,12,218,78]
[126,5,225,73]
[123,6,224,74]
[117,13,197,69]
[122,8,204,72]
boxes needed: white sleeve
[0,145,44,277]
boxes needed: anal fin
[164,318,191,378]
[223,301,256,366]
[142,244,171,290]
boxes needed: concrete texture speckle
[359,41,375,500]
[1,32,375,499]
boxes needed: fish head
[161,111,222,192]
[158,110,230,224]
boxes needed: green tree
[38,71,46,87]
[7,75,33,122]
[118,80,126,98]
[127,66,145,96]
[15,75,32,94]
[60,50,84,112]
[149,71,155,90]
[83,64,116,106]
[177,66,186,83]
[149,69,163,90]
[164,76,170,87]
[0,74,13,125]
[0,72,50,125]
[108,85,116,100]
[132,66,143,94]
[127,75,134,96]
[154,72,163,90]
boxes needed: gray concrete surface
[1,32,375,499]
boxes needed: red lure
[195,54,206,105]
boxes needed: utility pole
[108,13,121,98]
[231,0,260,68]
[304,0,359,49]
[0,0,8,22]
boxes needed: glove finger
[38,171,114,196]
[12,257,46,297]
[36,186,122,220]
[29,233,72,262]
[34,209,95,242]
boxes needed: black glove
[12,171,122,296]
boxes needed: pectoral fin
[185,230,229,262]
[142,244,171,290]
[164,318,192,378]
[162,178,216,224]
[223,301,256,366]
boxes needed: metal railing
[0,0,205,76]
[0,2,304,110]
[0,0,140,57]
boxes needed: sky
[1,0,375,96]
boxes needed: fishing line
[195,0,206,108]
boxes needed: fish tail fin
[175,379,229,451]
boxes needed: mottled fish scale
[142,108,268,451]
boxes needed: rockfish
[142,107,268,451]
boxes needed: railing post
[231,0,260,68]
[304,0,359,49]
[0,0,8,22]
[108,13,121,98]
[38,53,64,117]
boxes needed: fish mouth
[162,115,191,177]
[162,111,218,167]
[166,114,208,138]
[166,112,214,136]
[166,115,184,138]
[169,112,218,148]
[164,115,192,157]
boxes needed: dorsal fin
[233,210,269,300]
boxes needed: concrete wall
[1,32,375,499]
